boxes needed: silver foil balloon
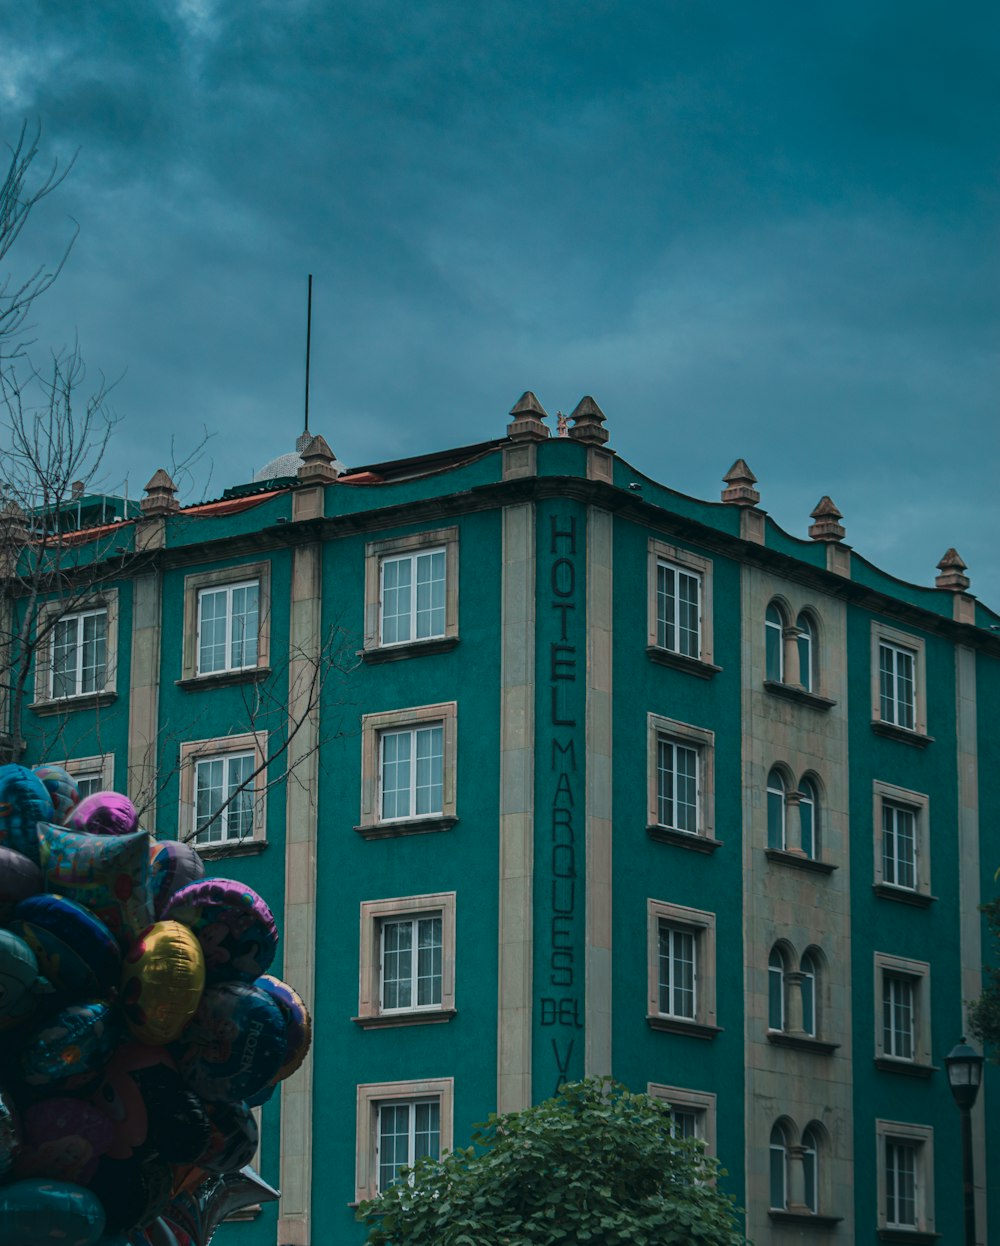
[0,1085,21,1178]
[134,1166,278,1246]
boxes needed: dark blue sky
[4,1,999,604]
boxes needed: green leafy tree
[969,893,1000,1057]
[357,1078,745,1246]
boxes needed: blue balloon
[33,764,82,825]
[0,929,43,1028]
[20,1000,122,1089]
[171,982,285,1103]
[12,894,121,999]
[0,765,55,863]
[0,1177,106,1245]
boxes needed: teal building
[4,394,998,1244]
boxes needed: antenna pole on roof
[304,274,313,437]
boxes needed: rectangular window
[59,754,115,800]
[646,1084,716,1156]
[379,724,443,821]
[380,549,446,645]
[877,1121,934,1236]
[355,1078,454,1203]
[376,1099,440,1192]
[879,641,915,729]
[656,738,699,833]
[380,914,443,1012]
[656,561,701,657]
[658,921,696,1019]
[882,974,914,1061]
[647,900,717,1036]
[197,580,259,675]
[50,608,108,698]
[885,1140,917,1227]
[194,751,255,844]
[882,802,916,890]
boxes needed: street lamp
[944,1037,985,1246]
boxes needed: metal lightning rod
[304,274,313,436]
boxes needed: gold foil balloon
[120,921,206,1045]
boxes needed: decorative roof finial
[141,469,180,516]
[507,391,550,442]
[935,548,970,592]
[808,496,845,542]
[567,395,608,446]
[297,433,345,483]
[721,459,760,507]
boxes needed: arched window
[800,950,818,1036]
[798,776,818,859]
[796,612,815,691]
[801,1124,821,1213]
[765,603,784,682]
[769,1123,789,1210]
[768,947,786,1030]
[767,769,786,850]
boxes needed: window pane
[799,779,816,859]
[767,771,785,850]
[656,563,675,651]
[80,611,107,693]
[801,954,816,1035]
[413,1101,440,1164]
[381,557,413,645]
[199,589,229,673]
[416,916,443,1007]
[414,550,446,640]
[887,1141,917,1227]
[195,758,224,842]
[51,616,78,697]
[765,605,783,681]
[769,1130,786,1209]
[671,1109,698,1140]
[659,926,696,1019]
[676,570,700,657]
[225,753,255,840]
[230,583,259,669]
[380,731,412,820]
[377,1104,410,1191]
[414,726,443,816]
[802,1131,817,1212]
[768,950,784,1030]
[382,920,413,1011]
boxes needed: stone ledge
[646,825,722,854]
[870,720,934,748]
[360,637,460,663]
[764,848,837,875]
[646,1016,722,1040]
[193,838,269,860]
[767,1031,840,1056]
[769,1210,844,1228]
[176,666,271,690]
[352,1009,457,1030]
[874,1057,937,1079]
[645,646,722,679]
[30,691,116,716]
[354,815,458,841]
[762,680,836,711]
[872,883,936,908]
[876,1230,940,1243]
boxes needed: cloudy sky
[3,2,998,606]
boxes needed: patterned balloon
[0,1085,21,1179]
[33,765,82,825]
[163,880,277,983]
[149,842,205,920]
[12,894,121,999]
[196,1101,258,1175]
[17,1098,114,1185]
[0,765,55,862]
[0,1178,106,1246]
[0,846,43,921]
[171,982,285,1103]
[256,975,312,1084]
[20,999,122,1089]
[121,922,206,1045]
[37,824,154,944]
[0,929,43,1025]
[68,792,140,837]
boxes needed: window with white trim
[796,612,815,692]
[197,580,259,675]
[358,703,457,837]
[768,946,787,1031]
[60,753,115,800]
[647,539,715,668]
[765,602,785,682]
[767,769,786,850]
[870,622,926,737]
[356,893,456,1026]
[657,737,698,834]
[876,1120,934,1235]
[181,563,271,683]
[179,732,267,851]
[647,1084,717,1155]
[33,593,118,707]
[770,1122,789,1210]
[647,714,715,843]
[874,953,931,1069]
[647,899,717,1035]
[355,1078,453,1203]
[801,1124,820,1213]
[873,782,931,900]
[364,528,459,655]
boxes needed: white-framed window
[33,592,119,706]
[354,1078,454,1203]
[768,946,787,1031]
[355,893,457,1027]
[874,953,931,1068]
[873,781,931,899]
[770,1122,789,1209]
[358,703,457,837]
[197,580,260,675]
[179,732,267,851]
[380,724,443,821]
[800,950,818,1037]
[59,753,115,799]
[766,767,822,861]
[647,539,714,667]
[647,1084,717,1155]
[767,944,825,1040]
[798,776,818,859]
[181,563,271,682]
[647,899,717,1035]
[364,528,459,654]
[870,622,926,736]
[796,612,815,692]
[876,1120,934,1235]
[801,1124,820,1213]
[765,602,785,682]
[647,714,715,841]
[767,768,787,850]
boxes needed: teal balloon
[32,764,82,825]
[0,1178,106,1245]
[0,929,42,1023]
[20,1000,122,1089]
[0,765,55,863]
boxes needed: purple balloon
[0,846,43,922]
[0,765,54,863]
[18,1098,114,1185]
[67,792,139,837]
[164,880,277,983]
[149,841,205,920]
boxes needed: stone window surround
[872,781,933,902]
[874,952,933,1073]
[647,713,716,844]
[59,752,116,794]
[646,538,716,671]
[357,702,458,838]
[646,898,718,1037]
[870,621,927,739]
[180,562,272,683]
[766,763,825,861]
[178,730,268,853]
[875,1119,935,1238]
[766,1117,839,1224]
[363,526,459,655]
[647,1083,717,1156]
[31,591,119,708]
[354,892,457,1028]
[354,1077,454,1205]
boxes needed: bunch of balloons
[0,762,311,1246]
